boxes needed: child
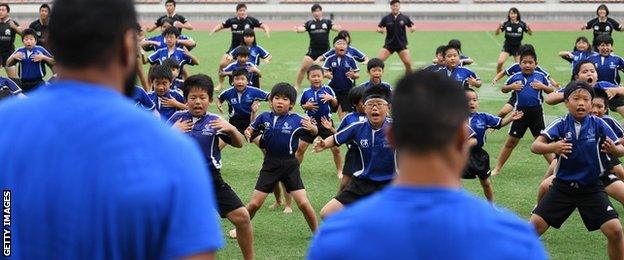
[425,45,449,75]
[220,29,271,90]
[167,74,253,260]
[558,36,595,80]
[316,30,367,64]
[6,28,54,92]
[221,46,262,89]
[147,65,186,121]
[0,76,25,99]
[357,58,392,91]
[162,57,184,94]
[322,36,360,119]
[442,45,481,89]
[495,7,532,74]
[491,47,555,176]
[298,65,342,178]
[530,82,624,259]
[131,85,156,112]
[588,34,624,85]
[314,84,394,219]
[217,68,269,134]
[235,82,318,236]
[465,88,523,202]
[141,17,196,52]
[447,39,474,66]
[147,27,199,74]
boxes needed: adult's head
[236,3,247,19]
[48,0,138,96]
[0,3,10,20]
[311,4,322,20]
[390,0,400,15]
[39,3,50,20]
[596,4,609,18]
[165,0,176,15]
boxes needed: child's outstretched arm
[491,70,506,85]
[500,110,524,128]
[314,135,337,153]
[602,138,624,157]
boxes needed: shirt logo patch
[517,27,522,32]
[399,20,404,26]
[244,24,250,29]
[202,124,214,136]
[321,23,327,29]
[230,98,239,105]
[4,29,9,36]
[506,27,512,32]
[311,24,316,30]
[608,206,614,211]
[360,139,370,148]
[232,24,238,29]
[331,62,337,67]
[594,26,600,30]
[606,26,611,31]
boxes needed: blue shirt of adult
[0,80,224,259]
[505,71,550,108]
[323,54,359,93]
[13,45,52,80]
[300,85,336,122]
[218,86,269,120]
[588,53,624,84]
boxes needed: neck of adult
[0,16,9,22]
[394,151,462,188]
[599,16,607,22]
[55,64,125,94]
[40,18,48,24]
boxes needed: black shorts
[502,43,521,56]
[212,169,245,218]
[334,90,353,113]
[509,106,545,139]
[335,177,391,206]
[506,94,517,106]
[533,179,618,231]
[230,116,251,135]
[609,97,624,111]
[462,147,491,180]
[20,78,44,93]
[300,118,334,144]
[600,173,622,187]
[383,45,407,54]
[306,48,328,60]
[255,155,305,193]
[342,147,362,177]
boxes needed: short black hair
[234,46,250,57]
[21,28,37,41]
[573,36,592,52]
[597,4,609,16]
[573,60,595,77]
[149,64,173,82]
[333,36,347,45]
[162,58,180,70]
[390,0,400,5]
[162,26,180,37]
[165,0,176,6]
[348,86,366,107]
[161,17,175,27]
[519,47,537,62]
[311,3,322,12]
[307,64,323,76]
[183,74,214,100]
[392,69,469,153]
[0,3,9,12]
[447,39,462,51]
[442,45,459,57]
[594,88,609,109]
[364,84,392,103]
[337,30,351,44]
[236,3,247,11]
[270,82,297,105]
[595,34,614,46]
[48,0,136,69]
[242,28,255,37]
[435,45,446,55]
[367,58,385,71]
[39,3,50,11]
[232,68,248,79]
[563,80,594,101]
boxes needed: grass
[149,29,624,259]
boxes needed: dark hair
[563,80,594,101]
[464,87,477,96]
[337,30,351,44]
[573,60,595,77]
[348,86,366,107]
[162,58,180,70]
[392,69,469,153]
[39,3,50,11]
[149,64,173,82]
[270,82,297,105]
[333,36,347,45]
[367,58,385,71]
[597,4,609,16]
[48,0,136,69]
[165,0,176,6]
[364,84,392,103]
[234,45,249,57]
[519,47,537,62]
[447,39,462,52]
[307,64,323,76]
[0,3,9,12]
[183,74,214,100]
[442,45,460,57]
[236,3,247,11]
[232,68,248,80]
[390,0,400,5]
[161,17,175,27]
[594,88,609,109]
[162,26,180,37]
[573,36,592,53]
[518,44,535,54]
[21,28,37,41]
[435,45,446,55]
[595,34,614,46]
[311,3,322,12]
[507,7,521,21]
[243,28,255,38]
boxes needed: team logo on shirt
[244,24,250,29]
[321,23,327,29]
[517,27,522,32]
[610,62,617,69]
[4,29,9,36]
[202,124,214,136]
[281,122,293,134]
[399,20,405,26]
[331,62,337,67]
[360,139,369,148]
[594,26,600,30]
[311,24,316,30]
[506,27,512,32]
[230,98,239,105]
[606,26,611,31]
[232,24,238,29]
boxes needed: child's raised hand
[251,100,260,113]
[244,127,253,140]
[217,103,224,114]
[319,93,334,104]
[467,76,479,86]
[530,80,546,90]
[12,52,24,61]
[313,138,327,153]
[605,88,618,100]
[210,118,236,133]
[173,118,193,132]
[159,97,175,107]
[301,117,316,131]
[602,137,618,155]
[182,46,191,56]
[552,140,573,159]
[511,110,524,121]
[320,116,333,129]
[345,70,355,79]
[303,101,319,111]
[31,53,45,62]
[511,81,524,91]
[247,66,260,73]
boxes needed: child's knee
[230,209,251,226]
[479,178,492,189]
[603,221,623,241]
[505,138,519,148]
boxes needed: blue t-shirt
[0,76,22,95]
[132,86,155,111]
[505,71,550,108]
[0,80,224,259]
[148,47,194,70]
[588,53,624,84]
[300,85,336,122]
[334,118,395,181]
[504,63,550,78]
[171,78,184,93]
[449,66,479,89]
[357,80,392,91]
[309,186,547,260]
[542,114,620,185]
[12,46,52,80]
[602,115,624,139]
[251,111,313,156]
[148,89,186,121]
[567,50,596,74]
[323,54,359,93]
[168,111,233,173]
[144,34,192,52]
[469,112,503,148]
[322,46,367,63]
[228,45,270,66]
[218,86,269,120]
[223,61,260,87]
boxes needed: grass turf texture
[146,29,624,259]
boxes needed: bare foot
[228,229,237,239]
[269,202,282,210]
[283,206,293,214]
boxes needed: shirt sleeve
[541,118,563,141]
[252,88,270,101]
[327,19,334,30]
[155,16,164,27]
[351,47,366,62]
[222,18,232,28]
[599,118,621,144]
[504,64,516,76]
[322,58,331,70]
[322,49,334,59]
[404,16,414,27]
[350,58,360,72]
[252,17,262,27]
[536,66,550,78]
[585,19,594,29]
[166,112,182,125]
[468,126,476,139]
[257,46,270,59]
[608,118,624,139]
[505,74,519,86]
[304,21,311,32]
[147,50,160,65]
[4,78,21,93]
[540,74,549,86]
[300,91,308,106]
[334,123,357,146]
[250,113,265,130]
[40,47,53,57]
[217,90,228,103]
[218,131,233,145]
[178,15,189,24]
[609,18,622,31]
[140,89,156,110]
[174,92,186,103]
[378,16,386,28]
[223,63,236,72]
[485,113,503,129]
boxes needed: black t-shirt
[155,14,188,33]
[29,19,48,47]
[304,18,333,51]
[0,19,19,54]
[222,16,262,50]
[500,20,528,46]
[378,13,413,48]
[586,17,622,43]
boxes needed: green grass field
[155,29,624,259]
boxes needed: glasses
[364,101,388,109]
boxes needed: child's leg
[615,106,624,118]
[290,189,318,232]
[338,175,351,194]
[600,219,624,260]
[330,146,343,179]
[217,53,232,90]
[295,56,315,89]
[296,140,310,163]
[497,103,514,118]
[226,207,254,260]
[491,136,520,175]
[269,185,282,209]
[537,175,555,204]
[529,214,550,236]
[478,178,494,202]
[377,48,392,61]
[496,51,510,74]
[246,190,270,220]
[320,199,344,220]
[397,49,412,74]
[282,182,293,214]
[605,180,624,207]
